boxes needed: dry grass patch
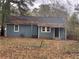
[0,37,79,59]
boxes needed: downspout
[59,28,60,39]
[31,24,33,37]
[53,28,55,39]
[38,25,40,39]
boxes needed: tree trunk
[1,0,10,36]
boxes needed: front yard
[0,37,79,59]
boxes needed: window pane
[47,27,50,31]
[15,25,18,31]
[42,27,45,31]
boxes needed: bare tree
[38,4,51,16]
[0,0,36,36]
[68,13,78,40]
[32,8,39,16]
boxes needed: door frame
[53,28,60,39]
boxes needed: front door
[54,28,59,39]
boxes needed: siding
[32,25,38,37]
[7,24,38,37]
[38,26,65,39]
[38,26,54,39]
[7,24,65,39]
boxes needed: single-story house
[5,16,67,39]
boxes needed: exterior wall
[38,26,65,39]
[31,25,38,38]
[6,24,65,39]
[38,26,54,39]
[6,24,38,37]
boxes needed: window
[14,25,19,32]
[42,27,45,31]
[41,27,51,32]
[47,27,50,32]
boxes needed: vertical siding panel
[39,27,53,39]
[7,24,32,37]
[7,24,38,38]
[32,25,38,38]
[7,24,65,39]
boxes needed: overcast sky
[32,0,79,8]
[12,0,79,13]
[29,0,79,13]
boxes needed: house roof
[6,16,66,28]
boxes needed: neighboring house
[5,16,67,39]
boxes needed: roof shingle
[6,16,66,27]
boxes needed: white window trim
[46,27,51,32]
[41,27,46,32]
[41,27,51,33]
[14,25,19,32]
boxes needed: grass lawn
[0,37,79,59]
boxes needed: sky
[12,0,79,13]
[12,0,79,9]
[29,0,79,13]
[33,0,79,7]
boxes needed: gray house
[5,16,67,39]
